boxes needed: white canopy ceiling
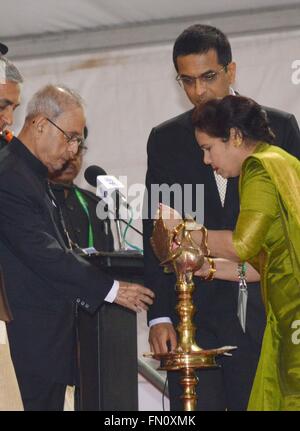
[2,0,300,59]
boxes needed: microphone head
[84,165,107,187]
[0,42,8,55]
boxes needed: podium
[77,251,144,411]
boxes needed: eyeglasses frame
[176,64,228,88]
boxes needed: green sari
[233,142,300,410]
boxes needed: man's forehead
[177,49,220,71]
[0,61,7,85]
[57,107,86,125]
[0,81,21,99]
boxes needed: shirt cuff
[149,317,172,327]
[104,280,119,303]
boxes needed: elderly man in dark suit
[0,48,23,322]
[0,84,154,411]
[143,24,300,411]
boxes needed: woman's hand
[194,257,212,278]
[195,258,261,282]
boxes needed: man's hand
[114,281,155,312]
[149,323,177,355]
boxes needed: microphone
[84,165,107,187]
[84,165,143,250]
[84,165,129,209]
[84,165,129,250]
[0,42,8,55]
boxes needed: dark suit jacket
[0,138,115,385]
[143,106,300,345]
[0,134,14,321]
[51,183,114,252]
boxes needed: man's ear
[226,62,236,86]
[33,116,47,134]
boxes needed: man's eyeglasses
[46,118,85,149]
[176,65,228,88]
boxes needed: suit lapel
[44,182,70,250]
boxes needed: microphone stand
[72,186,143,249]
[119,219,142,236]
[115,192,126,251]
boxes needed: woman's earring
[235,136,242,147]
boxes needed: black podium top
[83,250,144,283]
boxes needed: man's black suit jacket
[51,183,114,252]
[0,138,114,385]
[144,106,300,345]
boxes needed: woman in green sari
[161,95,300,410]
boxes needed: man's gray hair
[0,56,23,84]
[26,84,85,121]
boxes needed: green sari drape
[233,142,300,410]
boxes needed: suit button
[85,304,90,309]
[76,298,80,303]
[80,301,85,306]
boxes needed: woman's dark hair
[192,95,276,145]
[173,24,232,71]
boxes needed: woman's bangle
[202,257,216,281]
[237,262,247,278]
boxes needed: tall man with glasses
[143,24,300,411]
[0,84,154,411]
